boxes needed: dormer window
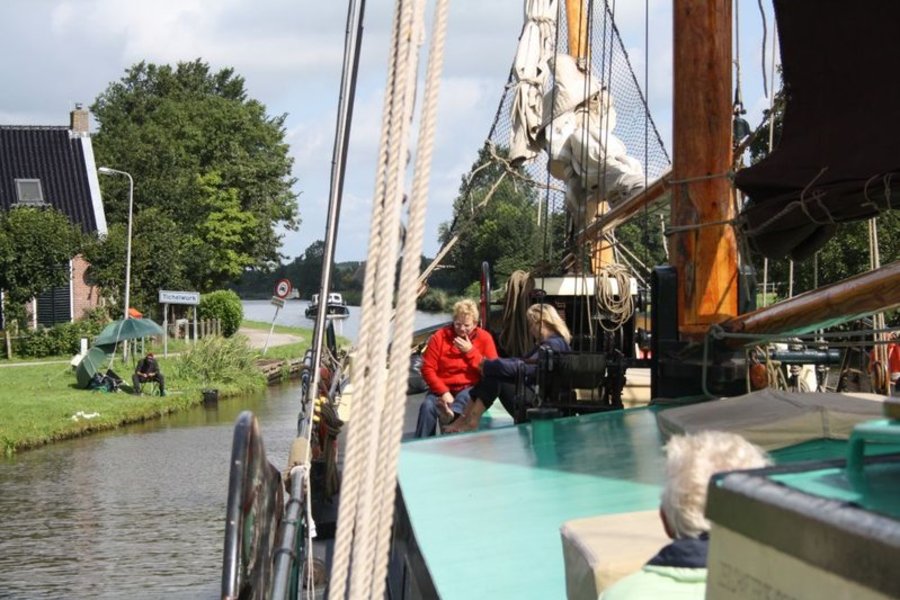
[15,179,46,205]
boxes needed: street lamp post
[97,167,134,324]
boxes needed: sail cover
[735,0,900,260]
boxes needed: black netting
[471,1,670,246]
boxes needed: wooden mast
[565,0,589,63]
[565,0,615,272]
[671,0,738,340]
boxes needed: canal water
[0,383,301,599]
[0,304,448,599]
[241,299,451,341]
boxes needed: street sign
[271,296,285,308]
[274,279,292,299]
[159,290,200,305]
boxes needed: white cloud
[2,0,776,265]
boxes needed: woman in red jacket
[415,299,498,437]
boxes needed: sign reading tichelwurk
[159,290,200,305]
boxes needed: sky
[0,0,777,263]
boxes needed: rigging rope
[371,0,449,593]
[756,0,769,98]
[329,0,447,596]
[329,0,417,594]
[498,270,536,357]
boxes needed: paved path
[238,327,305,350]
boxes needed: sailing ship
[222,0,900,598]
[305,292,351,319]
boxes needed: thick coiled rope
[594,263,635,331]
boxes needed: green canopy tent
[94,318,164,346]
[74,345,116,389]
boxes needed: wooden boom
[576,172,671,245]
[720,261,900,339]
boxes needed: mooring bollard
[202,388,219,405]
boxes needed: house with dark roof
[0,104,108,328]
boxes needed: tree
[198,290,243,337]
[83,208,188,319]
[436,147,546,291]
[0,207,84,327]
[285,240,326,298]
[90,59,299,293]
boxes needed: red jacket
[421,325,498,395]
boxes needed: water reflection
[0,382,305,599]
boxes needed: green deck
[396,406,886,598]
[398,408,668,598]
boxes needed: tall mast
[671,0,738,339]
[565,0,617,271]
[565,0,589,61]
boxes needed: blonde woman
[415,299,498,437]
[447,303,571,432]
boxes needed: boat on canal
[305,292,350,320]
[222,0,900,598]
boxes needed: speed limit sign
[274,279,292,299]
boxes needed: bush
[417,288,449,312]
[198,290,243,337]
[171,335,261,391]
[14,320,103,358]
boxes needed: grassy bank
[0,321,316,456]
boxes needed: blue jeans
[415,387,472,438]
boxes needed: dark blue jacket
[482,334,571,384]
[646,534,709,569]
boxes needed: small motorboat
[305,292,350,319]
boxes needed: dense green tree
[83,208,188,319]
[0,207,84,327]
[285,240,326,299]
[614,213,670,279]
[759,215,900,299]
[90,59,299,294]
[437,147,545,291]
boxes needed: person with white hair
[600,431,771,599]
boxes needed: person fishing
[132,351,166,396]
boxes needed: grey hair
[661,431,770,539]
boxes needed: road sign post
[274,279,292,299]
[158,290,200,357]
[263,293,289,355]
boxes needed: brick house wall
[72,254,102,319]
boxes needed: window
[37,285,71,327]
[15,179,45,205]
